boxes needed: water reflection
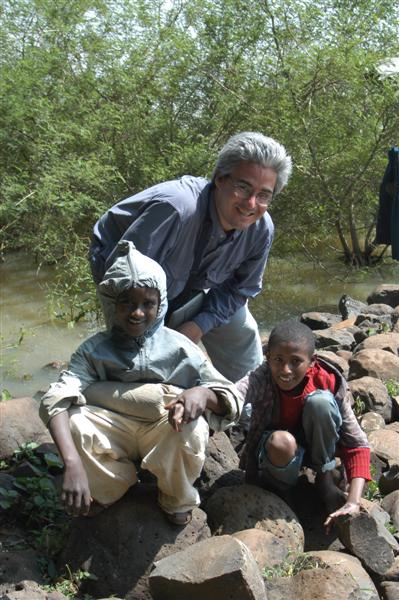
[1,252,398,397]
[250,255,399,329]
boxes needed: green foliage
[263,552,326,580]
[43,565,96,600]
[385,522,398,535]
[363,464,382,501]
[45,236,100,324]
[0,442,68,580]
[353,394,366,418]
[385,379,399,397]
[0,486,19,509]
[365,322,391,336]
[0,389,12,401]
[1,0,399,293]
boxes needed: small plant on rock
[263,553,327,580]
[353,394,366,417]
[0,441,69,581]
[43,565,96,600]
[363,465,382,501]
[385,379,399,397]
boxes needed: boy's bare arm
[324,477,365,533]
[49,411,92,516]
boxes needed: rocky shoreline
[1,283,399,600]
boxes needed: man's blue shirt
[90,176,274,334]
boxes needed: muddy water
[1,252,398,398]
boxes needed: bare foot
[316,471,347,514]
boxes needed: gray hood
[98,240,168,337]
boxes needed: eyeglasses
[227,175,274,207]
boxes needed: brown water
[1,252,398,398]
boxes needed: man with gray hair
[90,132,292,381]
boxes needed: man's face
[267,341,314,392]
[214,162,277,231]
[115,286,159,337]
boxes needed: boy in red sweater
[238,319,370,532]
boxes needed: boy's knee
[266,430,297,467]
[304,390,336,418]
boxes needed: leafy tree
[1,0,398,320]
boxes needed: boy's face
[115,287,159,337]
[267,341,314,392]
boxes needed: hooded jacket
[40,241,242,430]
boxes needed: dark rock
[0,398,51,460]
[336,511,396,575]
[358,411,386,434]
[0,580,67,599]
[149,535,266,600]
[203,484,304,553]
[381,491,399,530]
[355,313,393,330]
[351,326,370,345]
[348,376,392,422]
[336,349,353,361]
[355,332,399,355]
[367,285,399,308]
[367,303,394,315]
[379,465,399,496]
[392,396,399,421]
[368,429,399,464]
[348,349,399,381]
[370,451,390,482]
[379,581,399,600]
[308,551,379,600]
[232,529,288,571]
[387,422,399,433]
[0,549,43,585]
[0,473,16,497]
[314,329,356,352]
[316,351,349,378]
[339,295,368,319]
[380,556,399,582]
[196,431,244,501]
[9,460,41,479]
[57,484,210,600]
[264,561,360,600]
[300,312,342,330]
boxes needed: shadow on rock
[57,483,210,600]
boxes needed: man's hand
[175,321,203,344]
[165,386,217,432]
[61,458,92,517]
[324,501,360,534]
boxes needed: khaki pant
[69,405,209,514]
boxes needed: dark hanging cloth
[375,146,399,260]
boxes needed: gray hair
[212,131,292,195]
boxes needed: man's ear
[310,354,316,367]
[265,350,270,362]
[214,174,222,189]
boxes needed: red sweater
[278,362,370,481]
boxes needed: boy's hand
[165,386,214,432]
[324,501,360,534]
[61,459,92,517]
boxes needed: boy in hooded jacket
[40,241,242,525]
